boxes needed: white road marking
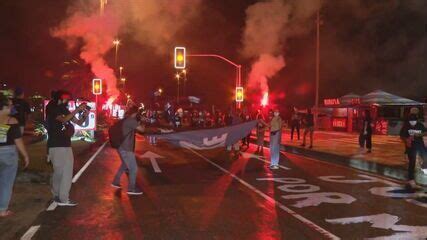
[20,225,40,240]
[187,148,340,240]
[46,201,57,211]
[139,151,163,173]
[242,151,291,170]
[150,158,161,173]
[406,199,427,209]
[281,150,406,185]
[72,141,107,183]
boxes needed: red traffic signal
[92,78,102,95]
[235,87,244,102]
[174,47,186,69]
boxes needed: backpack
[108,119,126,149]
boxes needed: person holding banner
[255,110,267,153]
[111,106,146,195]
[269,109,283,169]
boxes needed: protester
[359,109,373,153]
[164,102,174,126]
[174,108,183,128]
[46,90,89,206]
[269,109,282,169]
[241,112,251,148]
[225,109,241,156]
[255,110,267,153]
[290,108,300,141]
[0,93,30,217]
[112,106,146,195]
[147,110,157,145]
[400,113,427,190]
[11,87,31,135]
[301,108,315,149]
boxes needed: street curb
[253,137,427,185]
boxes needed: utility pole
[315,11,321,128]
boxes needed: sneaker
[127,189,143,195]
[57,200,78,207]
[269,165,279,170]
[111,183,122,189]
[53,196,60,203]
[407,181,422,191]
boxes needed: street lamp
[314,11,323,129]
[182,69,187,98]
[119,66,123,79]
[113,39,120,70]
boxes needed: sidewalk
[0,136,96,240]
[257,129,427,184]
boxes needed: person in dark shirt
[0,93,29,217]
[241,113,252,148]
[46,90,89,207]
[11,87,31,135]
[359,110,373,153]
[400,114,427,190]
[290,108,301,141]
[301,108,315,148]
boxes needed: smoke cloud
[52,0,201,99]
[123,0,202,55]
[242,0,322,94]
[52,2,121,99]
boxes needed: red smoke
[52,9,121,99]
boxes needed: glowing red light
[261,92,269,107]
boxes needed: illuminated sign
[350,98,360,105]
[332,118,347,128]
[324,98,341,106]
[44,100,97,131]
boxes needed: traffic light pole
[187,54,242,109]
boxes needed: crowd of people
[0,87,426,218]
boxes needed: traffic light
[92,78,102,95]
[236,87,244,102]
[174,47,186,69]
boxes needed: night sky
[0,0,426,108]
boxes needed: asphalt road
[23,135,427,240]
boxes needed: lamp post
[175,73,181,104]
[182,69,187,98]
[121,77,126,92]
[113,39,120,70]
[314,11,322,128]
[119,66,123,79]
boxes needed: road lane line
[187,148,340,240]
[280,150,406,185]
[46,201,57,211]
[20,225,40,240]
[150,158,162,173]
[406,199,427,209]
[72,141,107,183]
[255,155,291,170]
